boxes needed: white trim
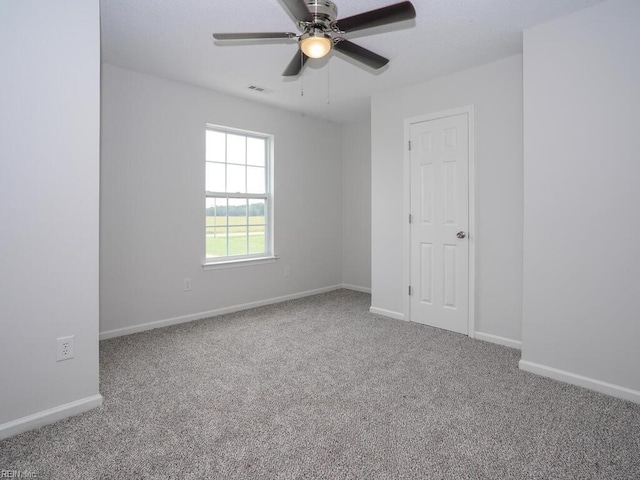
[402,119,411,327]
[0,394,103,440]
[467,106,476,339]
[369,306,405,321]
[341,284,372,294]
[202,255,278,270]
[519,360,640,405]
[403,106,476,337]
[206,122,271,139]
[475,331,522,350]
[100,285,342,340]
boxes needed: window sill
[202,255,279,271]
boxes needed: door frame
[403,106,476,337]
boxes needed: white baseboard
[369,306,405,321]
[341,284,372,294]
[475,331,522,350]
[100,285,343,340]
[0,394,103,440]
[519,360,640,404]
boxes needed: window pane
[206,197,227,226]
[227,165,245,193]
[206,197,216,215]
[227,134,246,165]
[206,162,225,192]
[227,167,246,195]
[206,131,225,161]
[216,198,228,224]
[228,198,247,256]
[247,166,265,194]
[206,227,228,258]
[249,225,266,255]
[247,137,266,167]
[228,226,248,256]
[248,200,265,225]
[206,198,218,228]
[228,198,247,223]
[249,200,265,255]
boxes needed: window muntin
[205,127,272,262]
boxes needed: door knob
[456,231,466,239]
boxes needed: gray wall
[342,120,372,292]
[521,0,640,400]
[0,0,101,434]
[371,55,524,345]
[100,64,345,336]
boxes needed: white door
[409,113,469,334]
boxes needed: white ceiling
[100,0,605,123]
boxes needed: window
[205,126,273,264]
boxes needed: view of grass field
[206,215,266,257]
[206,234,265,257]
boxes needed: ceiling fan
[212,0,416,76]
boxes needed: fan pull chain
[326,60,331,105]
[300,52,304,97]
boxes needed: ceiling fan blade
[280,0,313,23]
[213,32,297,40]
[337,1,416,33]
[334,40,389,69]
[282,50,309,76]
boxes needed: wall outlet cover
[57,336,74,361]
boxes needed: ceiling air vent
[247,85,267,93]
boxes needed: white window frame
[203,124,276,269]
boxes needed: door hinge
[409,214,413,224]
[408,286,412,296]
[408,140,412,151]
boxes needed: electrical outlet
[284,266,291,277]
[57,336,74,361]
[184,278,192,291]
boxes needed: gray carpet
[1,289,639,479]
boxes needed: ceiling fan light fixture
[300,33,332,59]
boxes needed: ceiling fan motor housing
[301,0,338,31]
